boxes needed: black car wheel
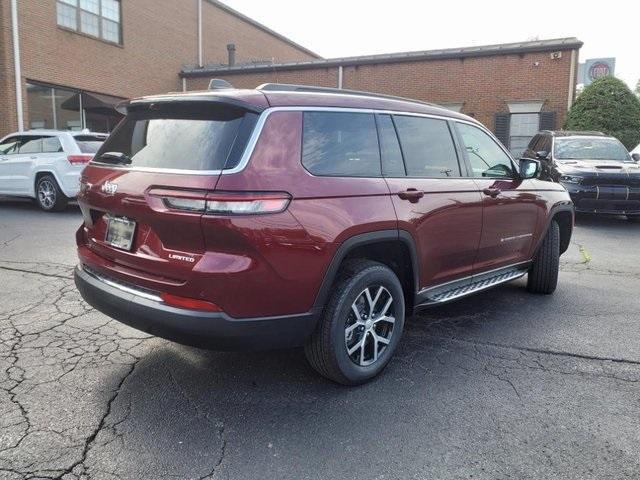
[305,260,405,385]
[527,220,560,294]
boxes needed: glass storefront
[26,82,123,133]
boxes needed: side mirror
[535,150,549,160]
[632,153,640,163]
[519,158,540,179]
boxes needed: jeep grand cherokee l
[74,83,574,384]
[524,130,640,219]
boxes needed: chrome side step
[415,264,529,308]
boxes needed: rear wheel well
[552,211,573,254]
[341,241,415,314]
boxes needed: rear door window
[18,137,43,154]
[302,111,381,177]
[94,104,258,171]
[393,116,461,177]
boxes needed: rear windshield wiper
[98,151,132,165]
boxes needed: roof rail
[257,83,437,107]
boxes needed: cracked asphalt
[1,198,639,480]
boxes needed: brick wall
[0,0,316,137]
[186,49,577,131]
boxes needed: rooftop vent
[227,43,236,66]
[208,78,234,90]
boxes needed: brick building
[182,37,583,155]
[0,0,318,136]
[1,0,582,154]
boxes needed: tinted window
[456,123,515,178]
[73,135,105,154]
[377,115,405,176]
[0,136,21,155]
[393,116,460,177]
[42,137,63,153]
[95,104,258,170]
[554,137,630,161]
[18,137,43,154]
[302,112,380,177]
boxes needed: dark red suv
[74,83,574,384]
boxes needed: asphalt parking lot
[1,198,639,480]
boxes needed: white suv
[0,130,107,211]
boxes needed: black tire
[527,220,560,294]
[35,174,68,212]
[304,260,405,385]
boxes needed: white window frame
[56,0,122,45]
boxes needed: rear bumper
[74,264,318,350]
[563,183,640,215]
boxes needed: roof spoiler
[115,94,265,115]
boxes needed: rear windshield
[74,135,105,154]
[554,137,630,161]
[93,104,258,171]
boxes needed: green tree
[565,76,640,149]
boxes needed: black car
[523,131,640,219]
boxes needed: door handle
[482,187,501,198]
[398,188,424,203]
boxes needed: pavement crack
[433,335,640,366]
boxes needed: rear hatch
[76,95,263,293]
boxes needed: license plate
[105,216,136,251]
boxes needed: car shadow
[574,212,640,228]
[0,196,80,214]
[91,279,563,477]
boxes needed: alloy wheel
[38,180,56,210]
[345,286,396,366]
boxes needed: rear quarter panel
[208,111,397,316]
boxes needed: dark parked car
[523,130,640,219]
[74,83,573,384]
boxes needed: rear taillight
[149,189,291,215]
[68,154,93,164]
[160,292,221,312]
[205,192,291,215]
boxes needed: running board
[415,264,530,308]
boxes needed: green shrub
[565,76,640,149]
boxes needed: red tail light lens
[160,293,222,312]
[205,192,291,215]
[68,154,94,164]
[150,189,291,215]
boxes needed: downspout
[337,65,343,89]
[567,49,577,110]
[11,0,24,131]
[197,0,203,67]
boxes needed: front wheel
[305,260,405,385]
[527,220,560,294]
[36,175,68,212]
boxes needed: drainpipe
[337,65,343,89]
[567,49,577,109]
[11,0,24,131]
[227,43,236,66]
[197,0,203,67]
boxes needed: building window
[56,0,121,44]
[27,83,81,131]
[509,113,540,157]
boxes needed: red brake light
[160,293,222,312]
[205,192,291,215]
[68,154,93,164]
[148,189,291,215]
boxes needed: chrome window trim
[87,106,487,176]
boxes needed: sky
[221,0,639,90]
